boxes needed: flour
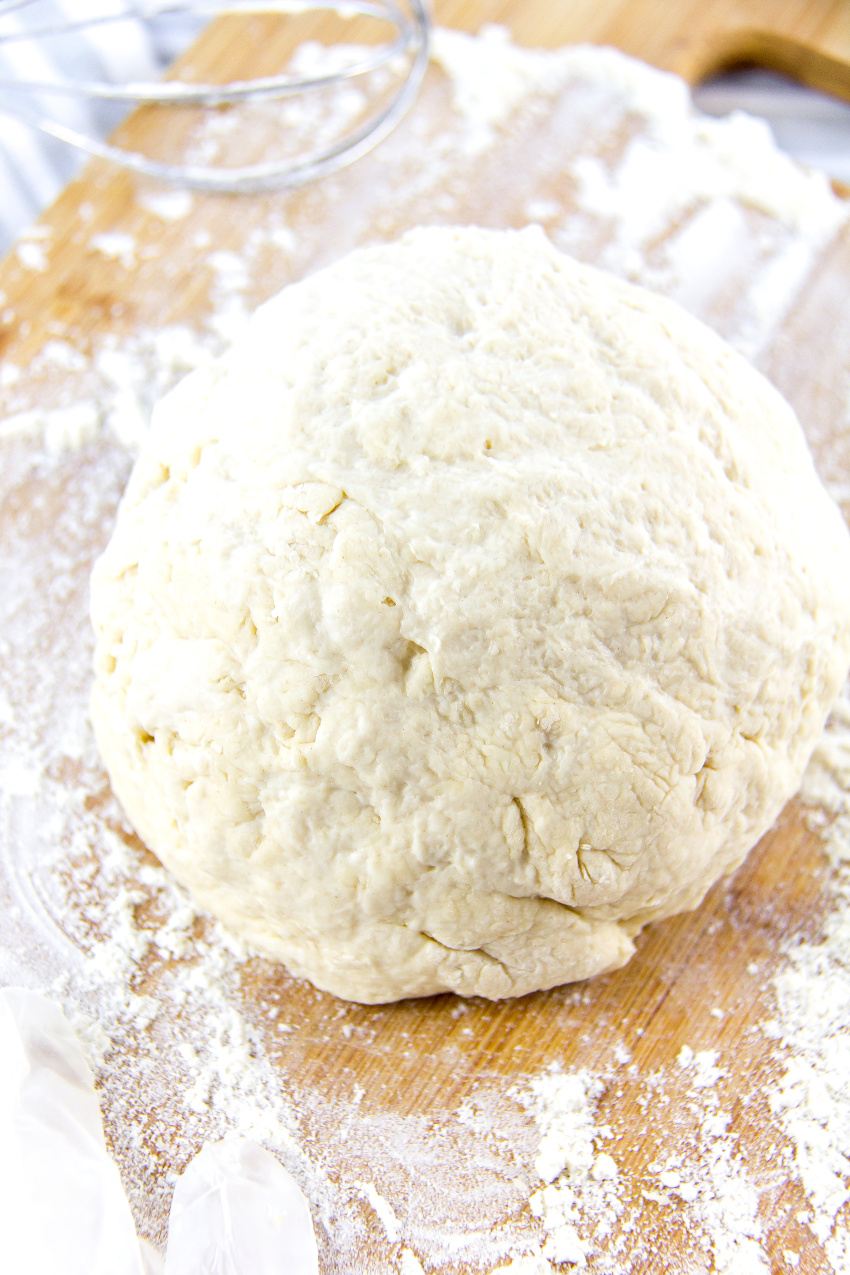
[789,682,850,1262]
[670,1060,769,1275]
[399,1247,427,1275]
[432,26,845,233]
[768,718,850,1262]
[521,1068,618,1268]
[16,240,49,272]
[138,190,194,222]
[90,232,139,271]
[431,24,846,355]
[490,1259,554,1275]
[430,24,569,150]
[504,1053,772,1273]
[0,401,101,455]
[524,1070,610,1186]
[359,1183,402,1243]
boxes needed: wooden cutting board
[1,3,850,1273]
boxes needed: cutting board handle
[604,0,850,96]
[674,7,850,97]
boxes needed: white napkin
[0,988,318,1275]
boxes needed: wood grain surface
[1,2,850,1272]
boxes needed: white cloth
[0,0,200,248]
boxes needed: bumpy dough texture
[91,225,850,1003]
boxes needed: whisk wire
[0,0,431,191]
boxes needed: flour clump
[90,225,850,1002]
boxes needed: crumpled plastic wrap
[164,1134,319,1275]
[0,989,318,1275]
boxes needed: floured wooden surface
[2,20,850,1274]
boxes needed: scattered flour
[16,239,49,272]
[138,190,195,222]
[669,1056,769,1274]
[433,25,845,232]
[431,24,571,149]
[0,401,101,455]
[767,690,850,1267]
[434,25,846,358]
[522,1068,618,1268]
[90,232,138,270]
[399,1248,427,1275]
[358,1183,402,1243]
[490,1260,554,1275]
[505,1055,771,1273]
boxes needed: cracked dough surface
[90,225,850,1002]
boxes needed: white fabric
[0,0,200,247]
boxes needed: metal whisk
[0,0,430,192]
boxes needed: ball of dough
[90,225,850,1003]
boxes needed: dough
[90,225,850,1003]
